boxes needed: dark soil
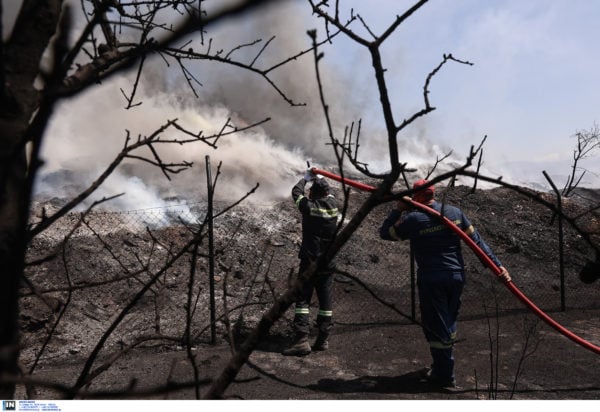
[18,180,600,400]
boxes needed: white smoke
[36,1,532,212]
[39,75,310,210]
[35,1,356,210]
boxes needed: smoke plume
[37,1,471,211]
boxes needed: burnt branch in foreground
[4,0,336,400]
[67,184,258,396]
[205,2,486,397]
[28,118,266,240]
[458,170,600,257]
[203,256,345,398]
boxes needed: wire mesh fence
[26,197,600,349]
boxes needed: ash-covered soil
[17,180,600,400]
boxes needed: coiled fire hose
[311,167,600,355]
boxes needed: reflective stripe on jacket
[292,179,338,260]
[379,200,502,272]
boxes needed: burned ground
[18,181,600,400]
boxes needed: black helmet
[310,177,330,196]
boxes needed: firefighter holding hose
[379,179,511,389]
[283,169,339,356]
[310,167,600,357]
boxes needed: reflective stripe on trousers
[418,270,464,381]
[293,258,334,335]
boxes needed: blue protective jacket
[379,200,502,273]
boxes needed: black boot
[283,333,311,356]
[312,332,329,351]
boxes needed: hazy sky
[302,0,600,186]
[4,0,600,208]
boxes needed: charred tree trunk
[0,0,62,398]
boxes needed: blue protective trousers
[417,270,464,382]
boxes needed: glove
[303,169,315,182]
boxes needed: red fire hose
[311,167,600,355]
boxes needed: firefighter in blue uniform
[283,170,338,356]
[380,179,511,389]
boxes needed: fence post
[206,156,217,344]
[543,171,565,311]
[410,245,416,322]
